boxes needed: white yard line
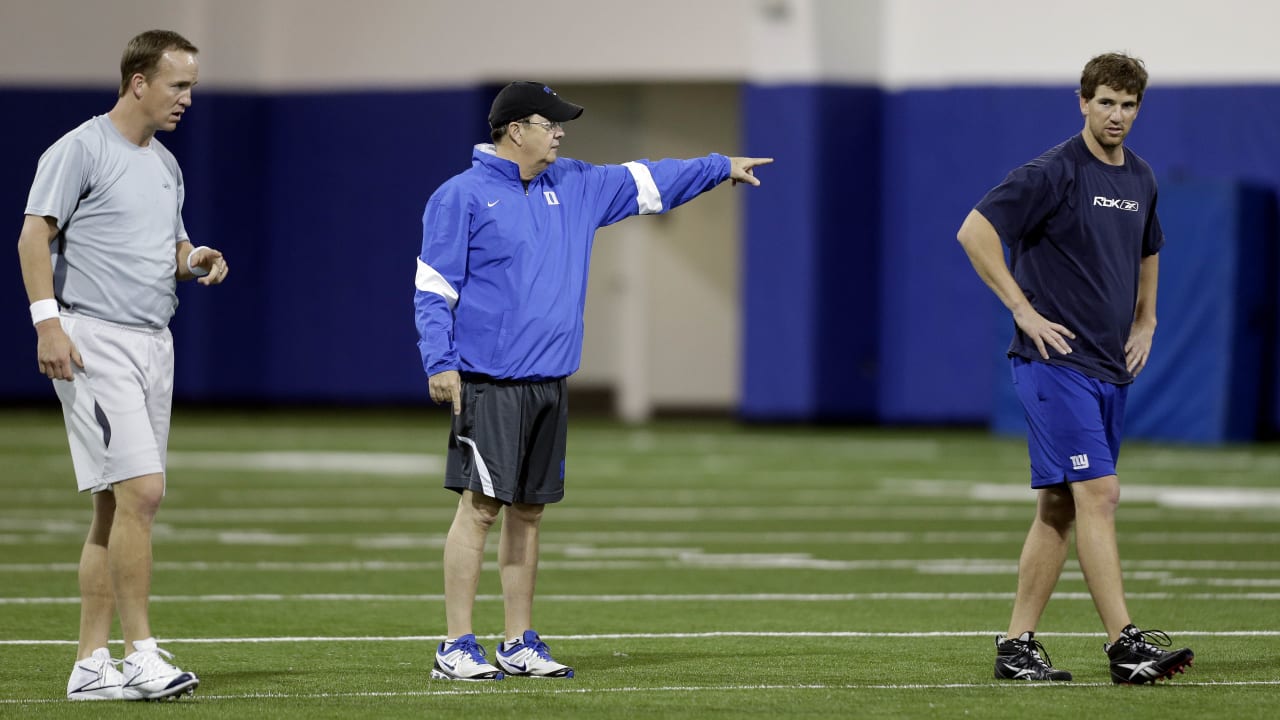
[165,451,444,475]
[13,529,1276,547]
[4,629,1279,646]
[6,557,1280,574]
[5,591,1280,605]
[3,680,1279,704]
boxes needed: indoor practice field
[1,408,1277,718]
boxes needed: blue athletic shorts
[1010,356,1128,488]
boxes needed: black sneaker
[1105,624,1194,684]
[994,632,1073,681]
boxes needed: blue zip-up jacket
[415,144,731,381]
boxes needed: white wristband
[30,298,60,326]
[187,246,211,277]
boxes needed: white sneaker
[496,630,575,678]
[430,634,505,681]
[120,638,199,701]
[67,647,123,700]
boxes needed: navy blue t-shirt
[976,134,1164,385]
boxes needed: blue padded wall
[741,84,1280,428]
[6,83,1280,420]
[2,90,114,400]
[992,181,1278,443]
[878,88,1078,424]
[2,88,490,404]
[740,85,882,421]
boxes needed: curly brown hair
[1080,52,1148,103]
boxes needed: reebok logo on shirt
[1093,196,1140,212]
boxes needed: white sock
[131,637,158,654]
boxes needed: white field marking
[1131,449,1280,473]
[968,483,1280,510]
[6,591,1280,605]
[165,451,444,475]
[8,528,1280,547]
[1160,578,1280,588]
[584,431,944,458]
[4,680,1280,704]
[3,503,1249,526]
[4,630,1279,646]
[4,556,1278,576]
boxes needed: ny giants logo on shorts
[1092,196,1140,212]
[1070,453,1090,471]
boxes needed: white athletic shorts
[52,313,174,493]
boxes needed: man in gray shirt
[16,29,228,702]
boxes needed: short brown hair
[118,30,198,97]
[1080,52,1148,103]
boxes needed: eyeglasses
[519,119,563,132]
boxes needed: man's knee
[507,503,545,526]
[459,491,503,528]
[1070,475,1121,515]
[1037,486,1076,532]
[111,473,165,521]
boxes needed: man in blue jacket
[414,81,770,681]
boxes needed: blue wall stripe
[740,85,882,420]
[4,83,1279,436]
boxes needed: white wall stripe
[623,162,663,215]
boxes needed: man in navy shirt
[414,81,771,681]
[957,53,1194,684]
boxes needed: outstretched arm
[956,209,1075,359]
[728,157,773,187]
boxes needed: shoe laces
[84,654,123,679]
[130,646,179,674]
[450,636,490,664]
[523,635,554,661]
[1012,636,1056,669]
[1123,628,1173,654]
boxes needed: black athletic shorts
[444,374,568,505]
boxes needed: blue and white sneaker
[120,639,199,701]
[67,647,123,700]
[496,630,575,678]
[431,635,505,681]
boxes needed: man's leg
[493,500,572,678]
[443,490,503,639]
[107,473,165,656]
[1069,474,1131,641]
[76,490,116,660]
[1006,485,1075,637]
[499,502,544,639]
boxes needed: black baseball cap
[488,81,584,129]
